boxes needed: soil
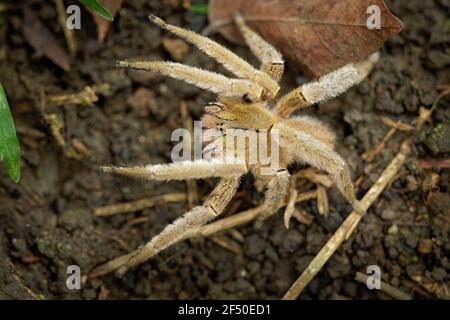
[0,0,449,300]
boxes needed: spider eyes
[243,93,253,103]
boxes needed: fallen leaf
[23,7,71,71]
[209,0,403,76]
[91,0,123,43]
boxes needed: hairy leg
[92,177,241,277]
[284,115,336,147]
[275,64,359,118]
[117,60,263,101]
[255,169,291,226]
[293,131,363,213]
[101,159,247,181]
[275,53,379,118]
[233,13,284,83]
[149,15,279,100]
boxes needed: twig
[361,127,396,162]
[362,116,414,162]
[282,105,435,300]
[293,168,333,188]
[418,158,450,169]
[354,272,412,300]
[411,275,450,299]
[54,0,77,57]
[316,185,329,217]
[283,188,298,229]
[210,235,242,255]
[94,192,186,216]
[40,87,90,160]
[48,86,98,107]
[15,125,46,139]
[90,190,315,277]
[380,117,414,131]
[283,139,412,300]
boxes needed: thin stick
[54,0,77,56]
[209,235,242,255]
[94,193,186,216]
[380,117,414,131]
[282,139,412,300]
[48,86,98,107]
[40,87,88,160]
[282,105,436,300]
[418,158,450,169]
[90,190,315,277]
[361,127,396,162]
[316,185,329,216]
[354,272,412,300]
[293,168,333,188]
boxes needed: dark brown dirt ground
[0,0,449,299]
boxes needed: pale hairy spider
[93,14,379,277]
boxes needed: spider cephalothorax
[94,14,378,277]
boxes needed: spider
[93,14,378,277]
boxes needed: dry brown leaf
[92,0,123,43]
[23,7,71,71]
[209,0,403,76]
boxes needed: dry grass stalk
[40,87,91,159]
[283,139,412,300]
[90,190,316,277]
[316,185,329,216]
[293,168,333,188]
[283,188,298,229]
[94,192,186,216]
[361,127,397,162]
[54,0,77,56]
[411,275,450,299]
[48,86,98,107]
[282,105,435,300]
[380,116,414,131]
[210,235,242,255]
[355,272,412,300]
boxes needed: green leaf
[189,3,208,15]
[77,0,113,21]
[0,84,20,183]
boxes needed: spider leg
[117,60,263,101]
[101,159,248,181]
[291,129,364,213]
[149,15,279,100]
[234,13,284,83]
[92,177,241,277]
[354,52,380,83]
[275,53,379,118]
[275,64,359,118]
[254,169,291,227]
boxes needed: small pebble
[388,224,398,235]
[381,208,397,221]
[431,267,447,281]
[417,239,433,254]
